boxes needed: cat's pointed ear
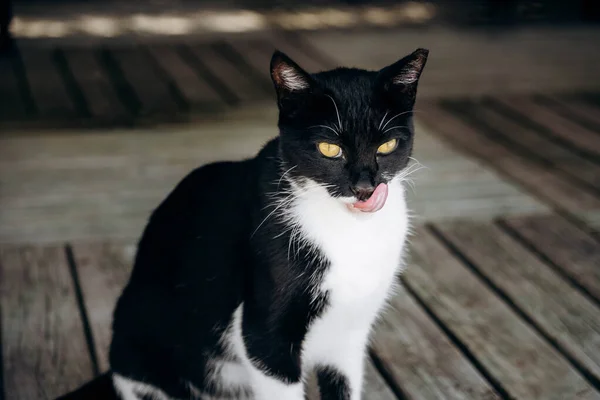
[376,48,428,103]
[270,50,314,101]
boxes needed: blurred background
[1,1,600,399]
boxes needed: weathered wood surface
[405,227,600,399]
[269,33,333,73]
[371,285,499,399]
[0,57,27,120]
[539,96,600,131]
[189,43,265,103]
[457,100,600,189]
[226,39,276,90]
[70,242,136,371]
[107,48,180,117]
[417,101,600,213]
[62,48,130,121]
[436,221,600,383]
[19,47,77,118]
[492,97,600,157]
[501,215,600,303]
[0,245,94,399]
[146,45,225,111]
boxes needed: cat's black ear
[270,50,314,101]
[376,48,428,103]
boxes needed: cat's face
[270,49,428,212]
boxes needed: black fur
[58,48,427,400]
[317,367,351,400]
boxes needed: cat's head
[270,48,428,213]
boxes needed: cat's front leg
[246,364,304,400]
[314,336,367,400]
[244,338,305,400]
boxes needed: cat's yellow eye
[318,142,342,158]
[377,139,398,155]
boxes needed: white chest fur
[288,179,409,367]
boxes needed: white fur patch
[219,305,305,400]
[290,177,409,399]
[113,374,171,400]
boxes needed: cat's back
[110,159,257,385]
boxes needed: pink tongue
[352,183,388,213]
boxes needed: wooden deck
[2,27,600,400]
[2,215,600,399]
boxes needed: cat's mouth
[349,183,388,213]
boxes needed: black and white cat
[109,48,428,400]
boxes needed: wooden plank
[417,102,600,213]
[362,362,396,400]
[371,285,498,399]
[436,221,600,383]
[492,97,600,157]
[540,96,600,132]
[19,47,76,118]
[226,39,274,89]
[63,48,129,121]
[268,33,335,73]
[188,43,265,103]
[502,215,600,303]
[405,227,600,400]
[70,242,135,371]
[462,100,600,189]
[108,47,180,117]
[0,56,27,120]
[146,45,225,111]
[0,244,94,399]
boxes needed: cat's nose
[351,183,375,201]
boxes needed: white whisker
[252,194,294,238]
[383,125,409,134]
[378,110,389,131]
[277,165,297,188]
[326,94,343,133]
[309,125,339,136]
[381,110,413,132]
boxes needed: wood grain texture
[0,244,94,399]
[189,43,264,103]
[147,45,224,109]
[492,97,600,157]
[70,242,136,371]
[416,101,600,213]
[225,39,275,90]
[540,96,600,132]
[63,48,129,121]
[0,56,27,120]
[501,215,600,303]
[108,47,180,116]
[19,47,76,118]
[405,227,600,400]
[362,362,397,400]
[436,221,600,383]
[268,34,331,74]
[270,32,338,73]
[371,285,498,399]
[462,100,600,188]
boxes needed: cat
[60,47,428,400]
